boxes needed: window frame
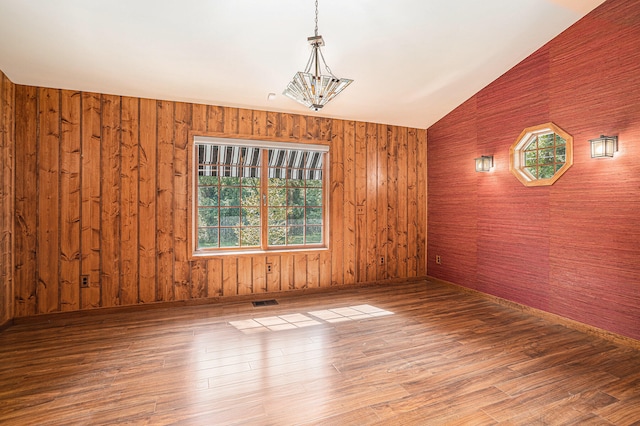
[509,122,573,187]
[188,134,330,256]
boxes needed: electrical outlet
[435,255,442,265]
[380,256,385,265]
[266,263,272,273]
[81,275,90,288]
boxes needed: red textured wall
[427,0,640,341]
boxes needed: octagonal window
[510,122,573,187]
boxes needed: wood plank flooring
[1,280,639,425]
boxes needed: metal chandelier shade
[283,1,353,111]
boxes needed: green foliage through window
[195,143,326,251]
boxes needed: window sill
[191,246,329,259]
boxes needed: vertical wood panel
[206,258,222,297]
[80,92,102,309]
[330,119,344,286]
[319,250,331,287]
[343,121,357,285]
[354,122,367,283]
[37,88,60,313]
[15,85,38,316]
[252,256,266,293]
[0,73,15,323]
[59,90,81,311]
[365,123,378,282]
[238,108,252,135]
[252,110,268,137]
[173,102,191,301]
[386,125,398,279]
[222,258,238,296]
[307,253,320,288]
[266,256,280,292]
[377,124,388,280]
[157,101,174,302]
[237,258,252,295]
[294,254,307,289]
[281,255,294,291]
[138,98,157,304]
[396,127,409,278]
[100,94,121,308]
[406,128,418,277]
[190,103,208,299]
[416,129,427,277]
[120,96,139,305]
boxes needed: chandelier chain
[314,0,319,36]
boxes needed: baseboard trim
[10,276,428,327]
[427,276,640,351]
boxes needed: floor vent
[252,299,279,307]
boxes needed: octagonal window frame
[509,122,573,187]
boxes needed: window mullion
[260,149,269,250]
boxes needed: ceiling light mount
[283,0,353,111]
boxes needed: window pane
[198,208,219,227]
[268,187,286,207]
[288,177,305,187]
[539,165,554,179]
[307,177,323,187]
[268,227,286,246]
[538,133,554,148]
[287,207,305,226]
[539,148,554,164]
[306,226,323,244]
[220,176,240,186]
[198,228,218,248]
[198,175,218,186]
[268,177,286,187]
[288,188,305,206]
[306,188,322,206]
[268,207,286,226]
[241,227,260,247]
[525,166,538,178]
[307,207,322,225]
[198,187,218,206]
[220,187,240,206]
[242,207,260,226]
[220,208,240,226]
[287,226,304,245]
[244,177,260,187]
[242,187,260,206]
[220,228,239,247]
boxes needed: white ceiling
[0,0,606,129]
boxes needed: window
[509,122,573,187]
[193,137,328,253]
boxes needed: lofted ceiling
[0,0,606,129]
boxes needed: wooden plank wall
[0,71,15,325]
[12,86,427,317]
[427,0,640,341]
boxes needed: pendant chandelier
[283,0,353,111]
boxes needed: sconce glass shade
[475,155,493,172]
[590,135,618,158]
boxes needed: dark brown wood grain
[0,72,15,325]
[6,79,426,318]
[427,0,640,340]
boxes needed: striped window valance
[196,142,325,180]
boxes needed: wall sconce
[590,135,618,158]
[475,155,493,172]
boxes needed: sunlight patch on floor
[228,304,394,333]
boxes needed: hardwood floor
[1,280,639,425]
